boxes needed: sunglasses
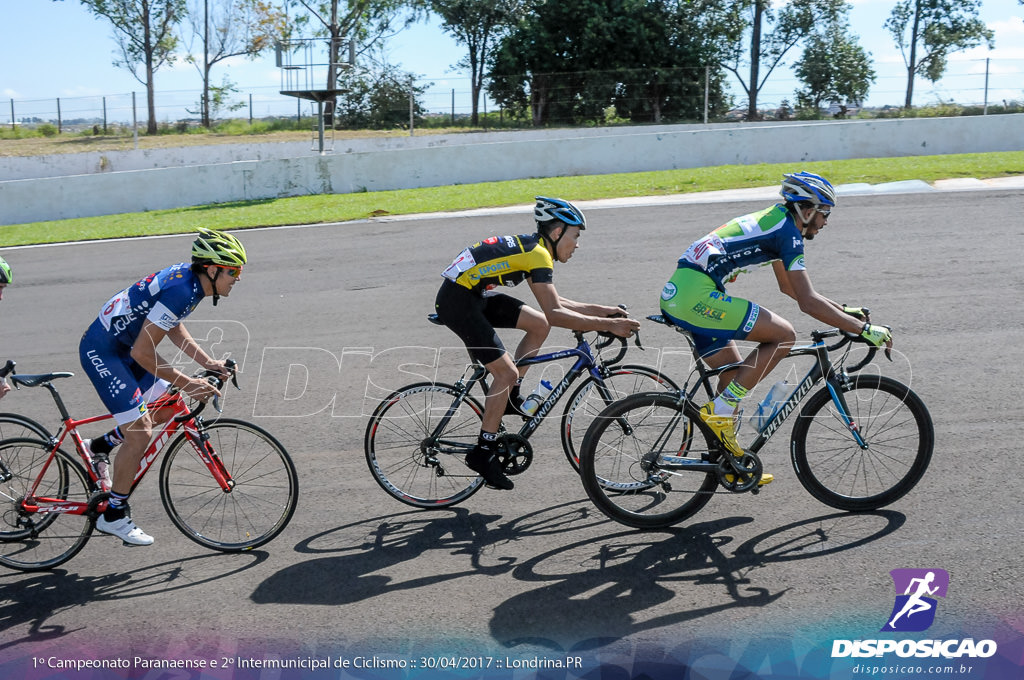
[815,207,832,218]
[215,264,243,278]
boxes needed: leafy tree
[489,0,738,127]
[793,20,875,118]
[332,64,427,127]
[722,0,847,121]
[884,0,994,109]
[57,0,186,134]
[430,0,527,125]
[183,0,289,127]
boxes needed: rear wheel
[790,375,933,511]
[364,383,486,508]
[0,413,50,442]
[0,439,93,571]
[579,393,718,529]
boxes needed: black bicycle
[577,315,934,529]
[363,314,679,508]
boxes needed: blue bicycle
[363,315,678,507]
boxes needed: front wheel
[159,419,298,551]
[0,439,93,571]
[560,364,680,472]
[578,392,718,529]
[364,383,487,508]
[790,375,934,511]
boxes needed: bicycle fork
[186,421,235,492]
[826,381,869,449]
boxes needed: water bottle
[520,380,554,416]
[93,452,112,492]
[749,381,791,431]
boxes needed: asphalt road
[1,188,1022,678]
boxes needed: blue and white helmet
[781,172,837,207]
[534,196,587,230]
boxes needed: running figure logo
[882,568,949,632]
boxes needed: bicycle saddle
[11,372,74,388]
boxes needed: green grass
[2,151,1022,247]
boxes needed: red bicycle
[0,359,298,571]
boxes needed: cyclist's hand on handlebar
[182,376,222,402]
[861,323,893,360]
[0,379,9,400]
[607,316,641,338]
[842,305,871,322]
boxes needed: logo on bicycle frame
[882,568,949,632]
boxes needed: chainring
[716,452,763,493]
[496,433,534,476]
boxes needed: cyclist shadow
[251,500,611,606]
[0,551,268,650]
[489,510,907,650]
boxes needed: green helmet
[191,228,247,267]
[0,256,11,285]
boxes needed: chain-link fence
[4,58,1023,134]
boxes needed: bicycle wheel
[578,393,718,529]
[560,365,680,471]
[0,413,50,442]
[364,382,487,508]
[790,375,934,511]
[159,418,298,551]
[0,439,93,571]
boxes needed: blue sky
[1,0,1022,121]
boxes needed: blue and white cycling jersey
[80,263,206,425]
[94,263,205,345]
[678,204,806,291]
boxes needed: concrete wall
[2,115,1021,226]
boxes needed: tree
[488,0,739,127]
[183,0,289,127]
[59,0,186,134]
[793,20,875,118]
[885,0,994,109]
[430,0,527,125]
[722,0,847,121]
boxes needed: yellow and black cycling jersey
[441,234,554,294]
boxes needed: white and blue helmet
[781,172,837,207]
[534,196,587,230]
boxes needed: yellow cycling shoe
[698,401,745,458]
[724,471,775,486]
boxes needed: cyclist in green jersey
[436,197,640,490]
[659,172,893,485]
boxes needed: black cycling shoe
[465,446,514,490]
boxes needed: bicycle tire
[364,382,487,508]
[560,364,680,472]
[578,392,718,529]
[0,439,93,571]
[790,375,934,511]
[0,412,51,442]
[159,418,298,551]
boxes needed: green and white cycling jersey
[677,204,806,290]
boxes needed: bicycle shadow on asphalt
[0,551,269,651]
[489,510,907,651]
[250,500,613,606]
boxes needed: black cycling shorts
[434,279,525,365]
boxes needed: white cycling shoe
[96,513,155,546]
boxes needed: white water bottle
[520,380,553,416]
[749,381,791,431]
[93,452,112,492]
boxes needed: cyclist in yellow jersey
[435,197,640,490]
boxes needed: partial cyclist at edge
[78,229,247,545]
[658,171,893,485]
[0,255,12,401]
[434,197,641,491]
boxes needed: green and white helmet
[191,228,247,267]
[0,255,11,285]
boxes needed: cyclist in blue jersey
[0,255,12,401]
[435,197,640,490]
[660,172,893,485]
[78,229,246,545]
